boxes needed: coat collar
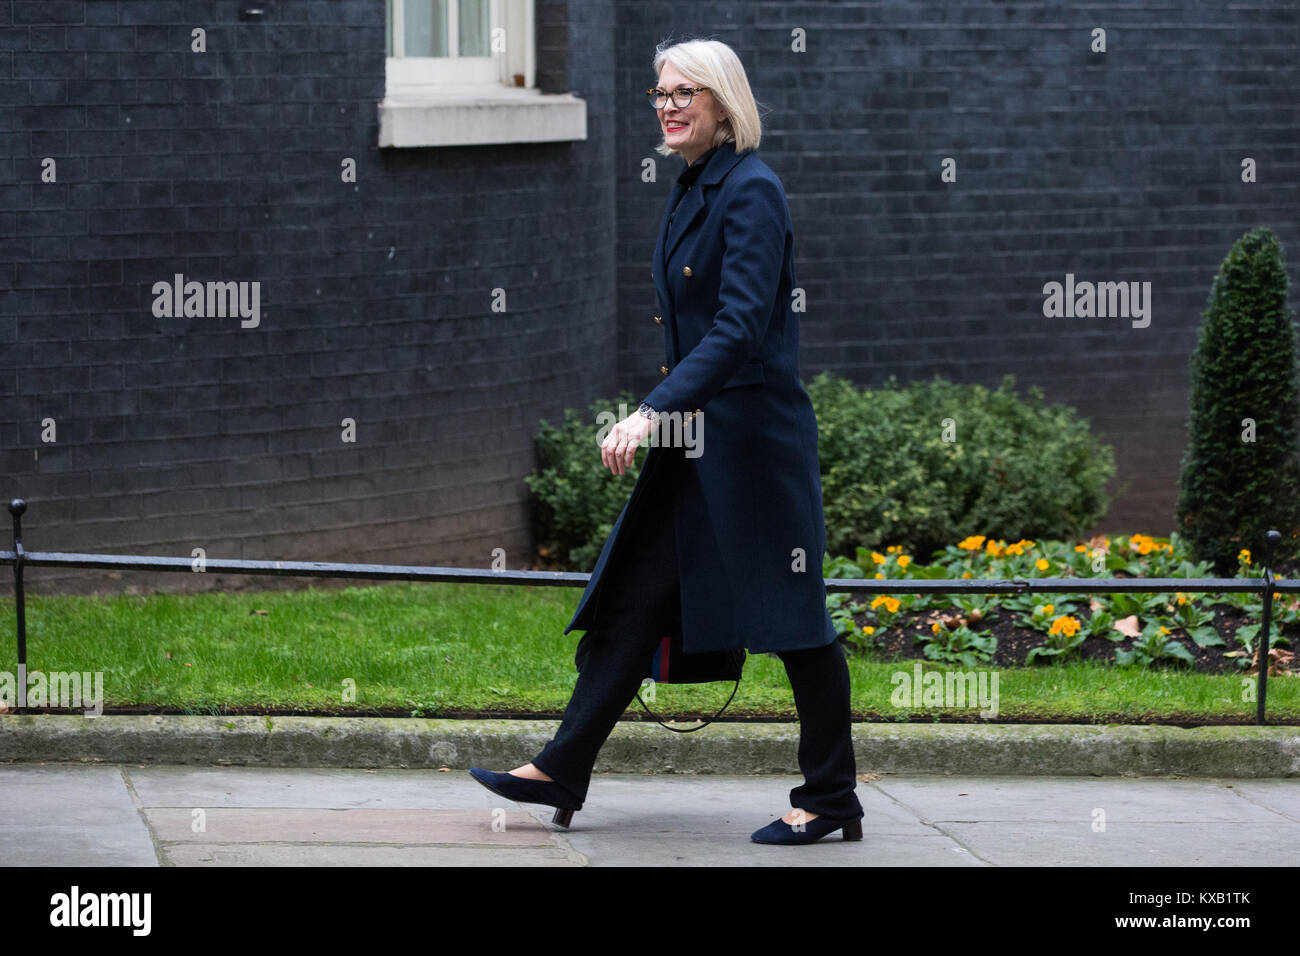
[654,140,749,292]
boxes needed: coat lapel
[651,180,685,310]
[653,141,749,300]
[662,141,748,265]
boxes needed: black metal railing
[2,498,1293,724]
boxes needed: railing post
[9,499,27,715]
[1255,529,1281,726]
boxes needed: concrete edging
[0,715,1297,777]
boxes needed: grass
[0,578,1295,722]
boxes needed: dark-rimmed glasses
[646,86,710,109]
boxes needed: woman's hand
[601,410,656,475]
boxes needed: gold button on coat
[654,315,663,324]
[660,366,669,375]
[682,266,692,277]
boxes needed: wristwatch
[637,402,660,426]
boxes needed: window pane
[405,0,447,57]
[459,0,490,56]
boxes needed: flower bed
[825,533,1298,675]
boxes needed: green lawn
[0,580,1294,722]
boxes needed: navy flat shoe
[468,768,583,828]
[751,811,863,845]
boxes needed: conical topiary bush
[1175,226,1300,575]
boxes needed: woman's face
[656,62,726,167]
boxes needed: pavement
[0,716,1297,866]
[2,763,1299,866]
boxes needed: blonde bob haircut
[652,37,762,158]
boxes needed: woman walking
[471,37,864,846]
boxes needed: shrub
[808,371,1116,562]
[1174,227,1300,575]
[527,374,1116,571]
[524,391,643,570]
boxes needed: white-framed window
[379,0,587,147]
[387,0,513,91]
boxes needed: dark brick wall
[1,0,617,593]
[3,1,1298,597]
[614,3,1300,533]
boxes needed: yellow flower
[862,625,875,635]
[870,595,900,614]
[1035,558,1049,571]
[1074,544,1087,552]
[961,571,972,579]
[897,555,911,568]
[1131,534,1154,555]
[872,551,886,565]
[931,621,941,634]
[875,572,884,579]
[1176,593,1186,605]
[1041,603,1054,616]
[887,545,897,553]
[1239,549,1252,564]
[1159,625,1170,635]
[958,535,986,551]
[1048,615,1080,637]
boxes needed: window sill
[378,86,587,148]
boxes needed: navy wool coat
[563,140,838,655]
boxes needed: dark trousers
[532,449,864,821]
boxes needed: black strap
[633,678,740,733]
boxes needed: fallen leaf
[1246,646,1295,677]
[1112,615,1142,639]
